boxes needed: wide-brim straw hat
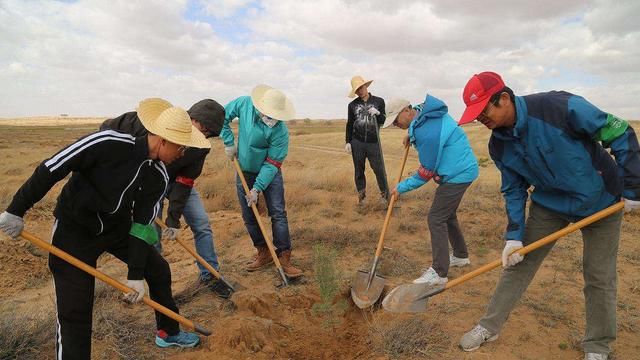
[348,75,373,98]
[137,98,211,149]
[383,98,410,128]
[251,85,295,121]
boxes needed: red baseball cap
[459,71,505,125]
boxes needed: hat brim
[383,113,399,128]
[251,84,296,121]
[137,99,211,149]
[459,97,490,125]
[348,80,373,98]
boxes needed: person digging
[456,71,640,360]
[222,85,303,279]
[0,98,211,358]
[385,94,479,286]
[101,98,233,298]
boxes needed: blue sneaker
[155,330,200,348]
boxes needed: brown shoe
[246,246,273,271]
[278,250,303,278]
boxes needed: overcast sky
[1,0,639,120]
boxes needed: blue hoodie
[397,94,479,193]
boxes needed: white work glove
[224,145,237,160]
[245,188,259,207]
[623,198,640,212]
[0,211,24,239]
[345,143,352,154]
[368,107,380,116]
[124,280,145,303]
[501,240,524,268]
[162,227,179,241]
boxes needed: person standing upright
[345,75,388,205]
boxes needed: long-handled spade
[154,218,238,296]
[19,229,212,335]
[351,143,411,308]
[233,157,289,287]
[382,201,625,313]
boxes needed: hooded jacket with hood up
[396,94,479,193]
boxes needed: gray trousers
[479,202,622,355]
[429,182,472,277]
[350,138,389,198]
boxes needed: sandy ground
[0,118,639,359]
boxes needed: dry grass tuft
[0,304,55,359]
[370,315,449,359]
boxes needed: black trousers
[49,218,180,360]
[350,138,389,197]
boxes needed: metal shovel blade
[382,282,446,313]
[351,270,386,309]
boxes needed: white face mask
[261,114,278,128]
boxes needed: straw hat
[136,98,211,149]
[348,75,373,98]
[251,85,295,121]
[383,98,410,128]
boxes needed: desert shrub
[370,316,449,359]
[92,292,156,360]
[0,305,55,359]
[311,244,347,328]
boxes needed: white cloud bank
[1,0,639,120]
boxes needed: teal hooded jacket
[222,96,289,192]
[397,94,479,193]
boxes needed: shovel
[382,201,625,313]
[154,218,238,296]
[233,157,289,286]
[19,229,212,335]
[351,143,411,308]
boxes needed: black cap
[187,99,225,138]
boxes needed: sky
[1,0,639,120]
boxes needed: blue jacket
[397,94,479,193]
[490,91,640,241]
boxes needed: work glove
[623,198,640,212]
[344,143,352,154]
[245,188,259,207]
[390,187,400,201]
[368,107,380,116]
[162,227,179,241]
[0,211,24,239]
[501,240,524,268]
[224,145,237,160]
[124,279,145,303]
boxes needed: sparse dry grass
[0,304,55,359]
[1,120,640,359]
[370,315,450,359]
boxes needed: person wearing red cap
[457,72,640,360]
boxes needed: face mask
[261,115,278,128]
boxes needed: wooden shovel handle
[19,230,212,336]
[374,144,411,258]
[232,158,287,285]
[154,219,224,280]
[445,201,625,289]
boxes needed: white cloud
[0,0,639,121]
